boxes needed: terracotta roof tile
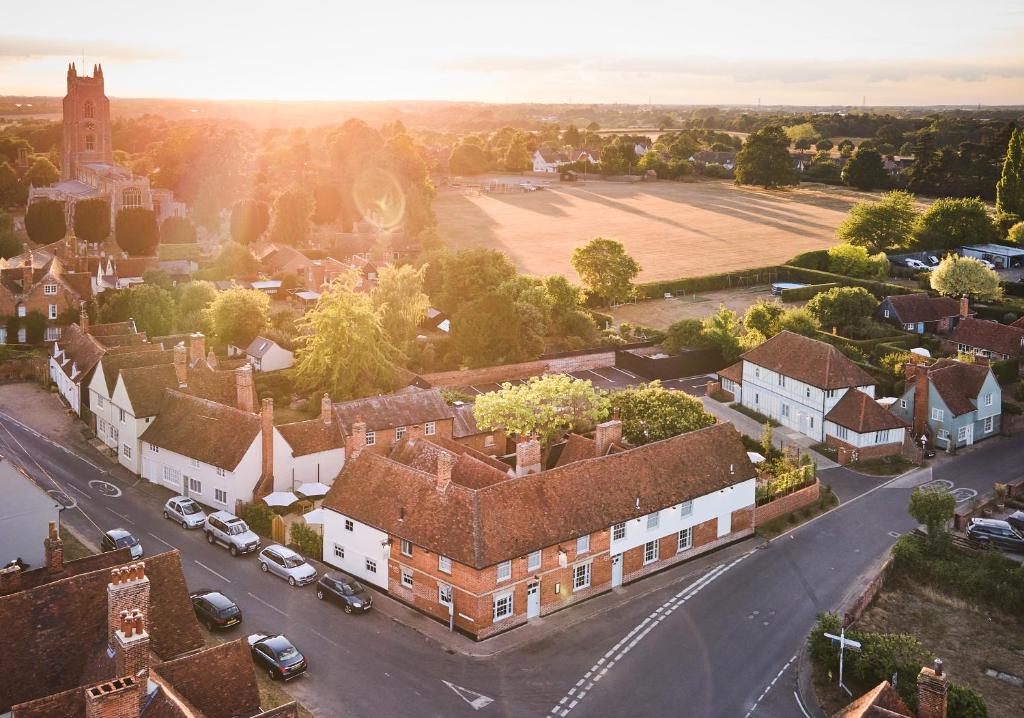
[928,358,990,417]
[150,639,262,718]
[884,294,961,324]
[97,347,171,395]
[388,435,511,488]
[718,361,743,384]
[740,331,876,389]
[554,433,598,467]
[948,317,1024,357]
[334,388,455,433]
[825,389,908,433]
[831,681,911,718]
[140,391,260,470]
[278,413,346,457]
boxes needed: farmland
[434,178,870,283]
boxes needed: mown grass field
[435,178,873,283]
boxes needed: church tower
[62,62,112,180]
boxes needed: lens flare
[352,168,405,231]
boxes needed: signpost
[824,628,862,697]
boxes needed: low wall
[842,556,893,625]
[0,356,45,384]
[615,346,722,379]
[754,479,821,525]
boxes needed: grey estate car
[204,511,261,556]
[258,544,317,586]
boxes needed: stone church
[28,63,186,227]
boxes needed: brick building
[875,294,968,335]
[823,389,909,464]
[451,401,508,456]
[320,420,756,640]
[333,388,456,456]
[832,658,949,718]
[943,317,1024,360]
[0,254,92,343]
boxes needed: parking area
[459,366,711,397]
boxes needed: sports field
[435,178,869,283]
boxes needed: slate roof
[278,413,346,457]
[948,317,1024,357]
[824,389,908,433]
[740,331,876,389]
[928,358,991,417]
[323,422,754,568]
[333,388,455,433]
[140,391,260,470]
[883,294,961,324]
[245,335,282,358]
[452,403,487,439]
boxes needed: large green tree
[664,318,713,353]
[503,132,532,171]
[269,190,312,246]
[371,264,430,350]
[203,286,271,348]
[473,374,609,445]
[743,300,786,337]
[908,487,955,543]
[115,207,159,256]
[25,199,66,245]
[22,157,59,188]
[929,255,1002,301]
[205,242,260,280]
[160,216,197,244]
[0,212,21,258]
[571,237,641,305]
[0,162,20,208]
[842,148,888,190]
[735,126,799,188]
[609,381,715,445]
[702,305,745,363]
[230,199,270,244]
[293,286,400,399]
[427,247,517,314]
[827,243,889,279]
[99,284,176,336]
[910,197,999,250]
[836,191,918,253]
[805,286,878,331]
[448,142,490,175]
[174,280,218,331]
[995,127,1023,222]
[72,198,111,245]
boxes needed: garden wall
[841,556,894,625]
[615,346,722,379]
[754,478,821,525]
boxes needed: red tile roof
[928,358,991,417]
[148,639,262,718]
[96,346,170,395]
[278,413,346,457]
[388,435,511,488]
[948,317,1024,357]
[718,361,743,384]
[140,391,260,470]
[831,681,911,717]
[740,331,876,389]
[825,389,908,433]
[333,388,455,433]
[884,294,961,324]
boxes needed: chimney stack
[917,659,948,718]
[235,365,255,413]
[408,423,424,441]
[107,563,149,650]
[79,304,89,333]
[436,450,454,492]
[84,676,141,718]
[261,398,274,481]
[515,435,542,476]
[0,564,22,595]
[189,333,205,366]
[959,296,969,319]
[206,349,218,369]
[114,608,149,681]
[321,393,332,425]
[173,343,188,387]
[351,416,367,458]
[44,520,64,574]
[912,363,930,440]
[595,413,623,457]
[21,261,33,295]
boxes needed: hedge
[814,331,915,355]
[779,282,838,302]
[590,310,614,328]
[780,265,918,298]
[972,302,1024,323]
[786,249,829,271]
[992,358,1019,385]
[1002,281,1024,298]
[637,266,781,299]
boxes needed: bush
[781,265,917,298]
[991,358,1019,385]
[240,502,275,537]
[780,282,839,302]
[289,521,323,559]
[637,266,779,299]
[948,683,989,718]
[787,249,830,271]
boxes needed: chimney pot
[595,417,623,457]
[173,343,188,387]
[515,434,542,476]
[934,658,943,676]
[235,365,255,413]
[321,393,332,425]
[351,416,367,458]
[189,333,205,366]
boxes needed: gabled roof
[388,435,511,488]
[740,331,876,390]
[96,346,170,395]
[278,413,346,457]
[245,335,286,358]
[927,358,992,417]
[452,403,486,438]
[883,294,961,324]
[119,363,179,417]
[51,323,105,384]
[146,639,262,718]
[718,361,743,384]
[324,422,754,568]
[825,389,908,433]
[831,681,911,718]
[140,391,260,470]
[333,388,455,433]
[948,317,1024,357]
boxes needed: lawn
[435,178,870,283]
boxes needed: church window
[83,100,95,119]
[85,134,96,151]
[122,187,142,209]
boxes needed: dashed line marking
[194,560,232,583]
[106,507,134,524]
[744,653,798,718]
[246,591,288,616]
[147,532,176,549]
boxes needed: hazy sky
[2,1,1022,105]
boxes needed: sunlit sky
[2,1,1023,105]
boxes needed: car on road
[101,528,143,559]
[248,632,307,681]
[163,496,207,529]
[316,574,373,613]
[258,544,317,586]
[1007,511,1024,533]
[904,259,933,271]
[204,511,261,556]
[966,518,1024,552]
[190,589,242,630]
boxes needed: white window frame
[931,408,944,422]
[48,303,57,319]
[438,583,453,607]
[984,393,993,407]
[188,477,201,494]
[835,425,848,440]
[365,431,376,446]
[119,408,126,423]
[438,555,452,574]
[612,522,626,541]
[366,558,377,573]
[121,444,131,458]
[983,416,994,433]
[215,488,227,504]
[874,430,890,444]
[493,590,513,621]
[484,434,495,447]
[646,512,660,530]
[937,428,950,440]
[576,534,590,554]
[333,544,345,559]
[216,467,226,477]
[883,309,890,318]
[44,284,58,295]
[395,426,406,440]
[526,550,542,572]
[344,519,354,532]
[17,305,26,318]
[679,501,692,517]
[678,527,693,552]
[400,539,413,557]
[900,399,907,409]
[424,421,436,436]
[781,403,790,418]
[957,425,969,442]
[496,560,512,583]
[643,540,659,565]
[572,561,592,592]
[400,567,413,589]
[189,457,200,469]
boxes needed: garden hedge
[780,265,918,298]
[636,266,781,299]
[779,282,839,302]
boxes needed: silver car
[258,545,317,586]
[163,496,207,529]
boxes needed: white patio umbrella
[301,508,329,524]
[746,451,766,464]
[296,482,331,498]
[263,491,300,508]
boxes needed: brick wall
[452,429,508,457]
[825,436,903,465]
[842,556,892,625]
[347,419,454,457]
[753,479,821,525]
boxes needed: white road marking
[68,482,90,497]
[794,690,812,718]
[606,366,638,379]
[106,507,134,524]
[743,653,798,718]
[246,590,288,616]
[194,560,232,583]
[0,410,107,472]
[309,629,341,648]
[147,532,176,549]
[443,681,494,711]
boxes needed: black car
[248,633,307,681]
[1007,511,1024,534]
[966,518,1024,552]
[190,589,242,630]
[316,574,373,614]
[101,528,143,559]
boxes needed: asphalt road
[1,404,1019,718]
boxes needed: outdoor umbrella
[296,482,331,498]
[263,491,300,507]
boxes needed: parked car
[101,528,143,559]
[316,574,373,613]
[925,255,941,267]
[247,633,307,681]
[163,496,207,529]
[204,511,261,556]
[966,518,1024,552]
[1007,511,1024,533]
[190,589,242,630]
[978,259,996,270]
[904,259,932,271]
[258,545,317,586]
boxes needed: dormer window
[44,284,58,295]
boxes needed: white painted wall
[109,375,158,475]
[141,435,262,512]
[49,347,82,415]
[284,448,346,488]
[321,508,390,589]
[610,477,756,555]
[250,344,294,372]
[824,423,906,449]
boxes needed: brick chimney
[0,564,22,595]
[351,416,367,458]
[408,423,424,441]
[173,343,188,387]
[917,659,948,718]
[959,296,969,319]
[107,563,149,650]
[515,435,542,476]
[436,450,454,492]
[84,676,141,718]
[21,261,33,294]
[912,363,930,439]
[114,609,150,681]
[261,398,274,480]
[321,393,332,425]
[206,349,218,369]
[44,520,64,574]
[79,304,89,333]
[189,332,205,366]
[235,365,255,413]
[595,413,623,457]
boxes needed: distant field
[434,178,871,283]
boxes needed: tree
[815,139,834,152]
[744,300,785,337]
[142,268,173,289]
[543,275,585,326]
[72,198,110,245]
[25,199,66,244]
[372,264,430,350]
[0,212,20,258]
[448,143,490,175]
[269,190,312,246]
[24,310,47,344]
[911,197,999,251]
[175,280,218,331]
[22,157,59,188]
[837,139,855,157]
[160,216,197,244]
[115,208,159,256]
[836,191,918,253]
[293,285,400,399]
[99,284,176,336]
[473,374,609,445]
[929,255,1002,302]
[827,243,889,279]
[664,318,712,354]
[609,381,715,445]
[562,125,581,147]
[735,126,799,188]
[908,487,955,542]
[428,247,518,314]
[571,237,641,306]
[784,123,819,147]
[995,127,1023,222]
[947,684,989,718]
[702,305,744,363]
[803,155,842,184]
[203,286,271,349]
[842,148,888,190]
[206,242,260,279]
[230,199,270,244]
[451,280,548,366]
[0,162,19,208]
[503,133,532,171]
[777,308,820,337]
[312,183,342,225]
[805,287,878,331]
[879,351,912,378]
[1007,221,1024,245]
